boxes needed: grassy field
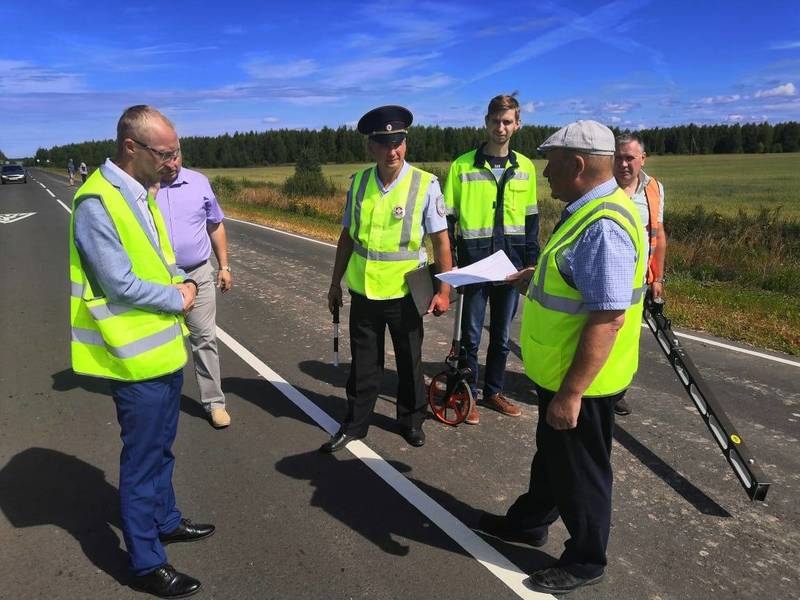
[43,156,800,354]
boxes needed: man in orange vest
[613,132,667,416]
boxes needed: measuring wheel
[428,370,474,426]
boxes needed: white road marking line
[641,324,799,368]
[55,198,72,213]
[216,326,554,600]
[227,216,336,248]
[228,214,798,368]
[45,189,55,198]
[38,182,47,188]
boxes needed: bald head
[116,105,176,153]
[114,105,181,188]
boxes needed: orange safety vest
[643,177,662,284]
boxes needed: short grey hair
[116,105,175,149]
[615,132,646,154]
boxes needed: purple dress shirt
[156,167,225,269]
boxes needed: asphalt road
[1,168,798,600]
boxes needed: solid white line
[642,323,799,368]
[38,182,47,189]
[226,216,337,248]
[55,198,72,213]
[215,326,554,600]
[46,189,55,198]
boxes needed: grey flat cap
[538,120,615,155]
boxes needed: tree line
[30,121,800,169]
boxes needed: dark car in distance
[1,164,27,184]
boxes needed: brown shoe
[484,393,521,417]
[465,403,479,425]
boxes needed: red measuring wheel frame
[428,370,474,426]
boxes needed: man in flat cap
[479,120,646,594]
[321,105,452,452]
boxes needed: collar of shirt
[634,169,652,197]
[100,158,158,240]
[473,142,518,169]
[161,167,190,189]
[374,161,410,194]
[562,177,620,219]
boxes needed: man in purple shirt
[157,154,233,428]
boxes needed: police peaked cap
[357,105,413,143]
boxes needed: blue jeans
[459,283,519,398]
[111,371,183,576]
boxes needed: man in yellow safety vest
[322,105,452,453]
[479,120,646,595]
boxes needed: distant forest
[31,121,800,169]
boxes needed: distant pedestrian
[78,161,88,182]
[67,158,75,186]
[69,104,214,598]
[480,120,646,595]
[611,132,668,416]
[156,152,233,429]
[444,93,539,424]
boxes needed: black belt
[182,260,208,272]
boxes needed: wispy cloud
[0,59,85,94]
[522,101,545,113]
[755,82,796,98]
[769,40,800,50]
[603,101,639,114]
[223,25,245,36]
[244,58,318,80]
[262,117,280,123]
[698,94,742,105]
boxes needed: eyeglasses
[131,138,181,163]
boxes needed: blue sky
[1,0,799,157]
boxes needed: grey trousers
[184,261,225,411]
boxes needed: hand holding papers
[435,251,518,288]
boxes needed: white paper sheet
[435,250,518,288]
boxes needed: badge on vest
[393,206,405,219]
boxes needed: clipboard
[404,265,458,317]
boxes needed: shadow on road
[274,449,554,573]
[51,368,110,395]
[0,447,128,582]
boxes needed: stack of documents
[435,251,517,288]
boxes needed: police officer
[321,105,452,453]
[479,121,646,595]
[444,93,539,424]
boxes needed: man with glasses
[70,105,214,598]
[321,105,452,452]
[156,142,233,429]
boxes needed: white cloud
[769,41,800,50]
[755,82,796,98]
[610,116,622,123]
[603,101,638,114]
[262,117,280,123]
[727,114,744,122]
[521,101,544,114]
[244,58,318,80]
[0,59,84,94]
[699,94,741,104]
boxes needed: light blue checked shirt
[557,178,637,311]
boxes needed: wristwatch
[219,265,232,273]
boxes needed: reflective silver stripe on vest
[512,171,530,181]
[352,242,420,262]
[87,302,134,320]
[399,170,422,249]
[504,224,525,235]
[527,284,646,314]
[167,262,178,277]
[528,200,641,305]
[460,225,525,239]
[351,169,371,243]
[71,281,84,298]
[526,205,539,216]
[459,171,494,183]
[71,322,182,359]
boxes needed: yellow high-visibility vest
[521,188,646,396]
[345,165,432,299]
[69,169,188,381]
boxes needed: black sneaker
[614,396,632,416]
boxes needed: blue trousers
[459,282,519,398]
[111,371,183,576]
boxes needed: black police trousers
[506,385,621,579]
[341,291,426,437]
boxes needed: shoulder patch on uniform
[436,194,446,217]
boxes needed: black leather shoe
[478,512,548,547]
[614,396,632,416]
[527,567,604,594]
[159,519,215,545]
[401,426,425,447]
[129,564,201,598]
[320,431,363,453]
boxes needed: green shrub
[283,149,337,197]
